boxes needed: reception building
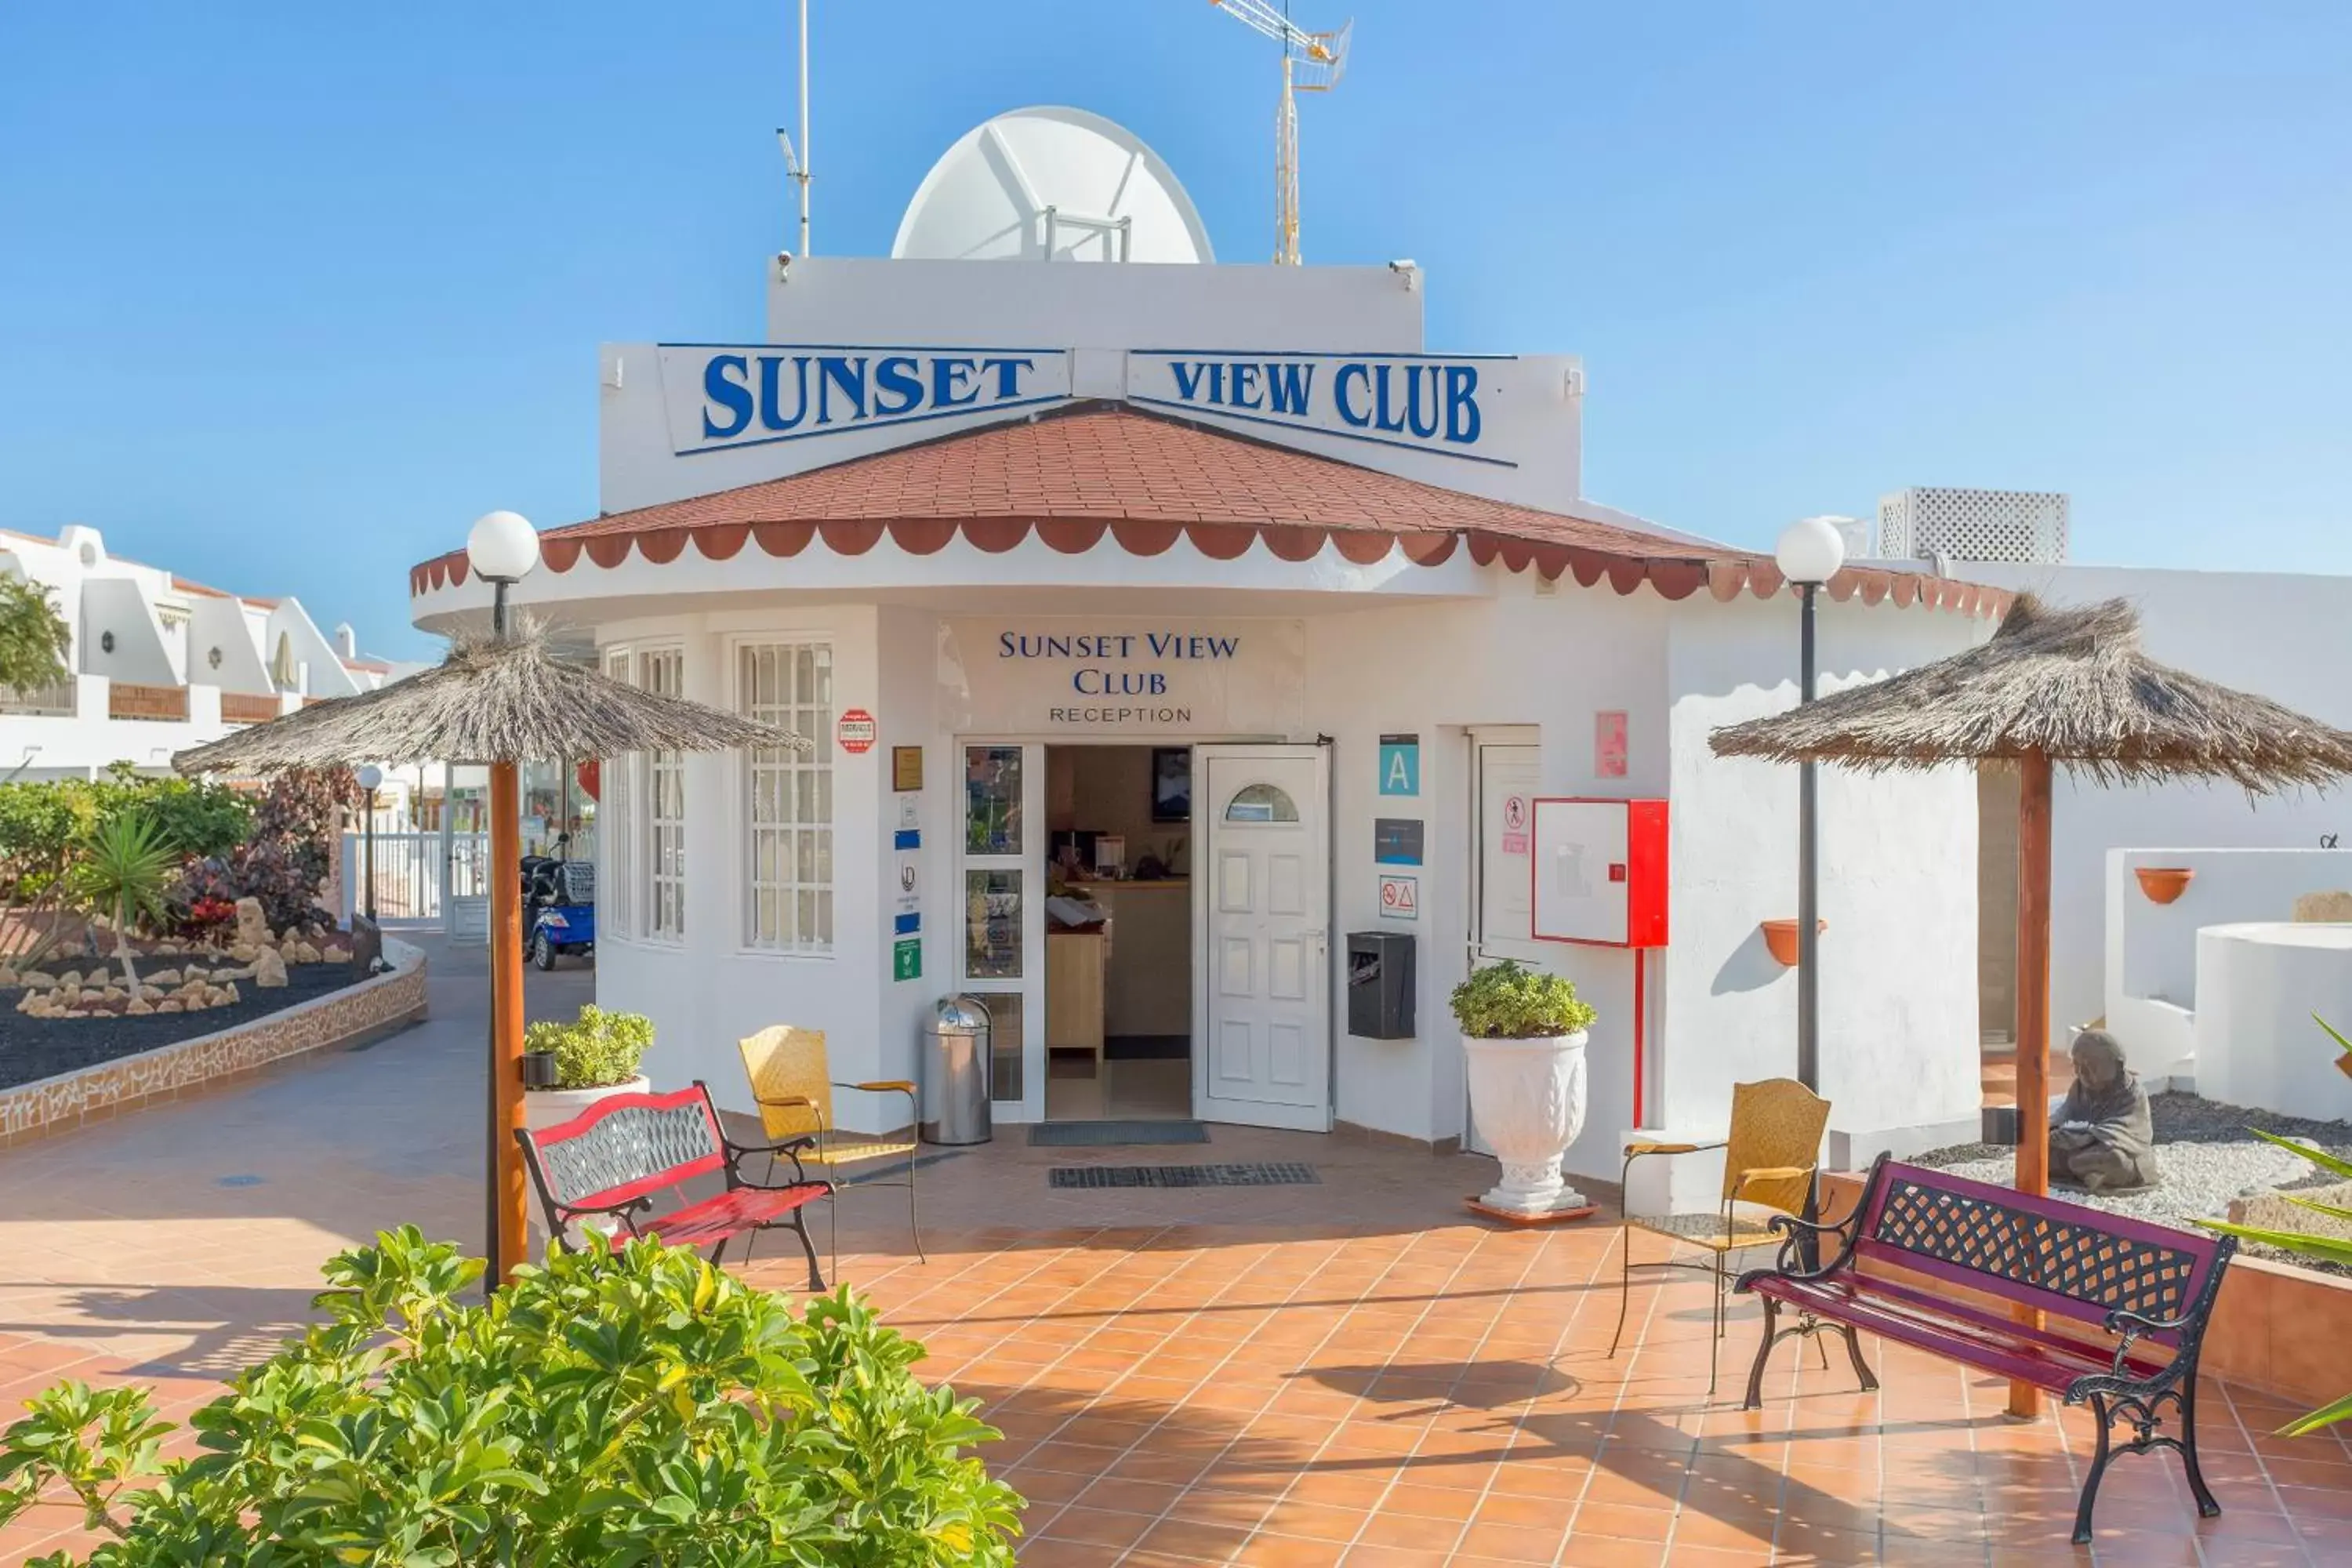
[409,108,2008,1193]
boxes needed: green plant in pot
[0,1227,1025,1564]
[1454,960,1600,1219]
[521,1005,655,1140]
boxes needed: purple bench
[1736,1154,2236,1544]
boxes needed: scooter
[522,833,597,970]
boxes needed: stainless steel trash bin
[922,996,993,1145]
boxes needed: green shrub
[0,1228,1024,1566]
[1450,959,1597,1039]
[525,1004,655,1089]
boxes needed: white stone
[1462,1031,1590,1217]
[252,949,289,989]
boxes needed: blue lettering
[1231,363,1261,409]
[873,356,924,416]
[757,355,811,432]
[1208,362,1227,404]
[815,356,866,425]
[1372,365,1408,434]
[998,632,1018,658]
[701,354,753,440]
[934,358,979,408]
[980,356,1035,399]
[1404,365,1441,439]
[1267,362,1314,416]
[1444,365,1482,444]
[1334,363,1372,427]
[1209,635,1238,659]
[1171,361,1207,402]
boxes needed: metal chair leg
[906,1138,927,1263]
[1608,1223,1635,1358]
[1708,1250,1725,1397]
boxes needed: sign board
[1374,818,1425,866]
[1378,873,1419,920]
[892,936,923,982]
[892,746,924,792]
[1127,352,1511,466]
[1377,734,1420,797]
[1595,711,1628,780]
[837,709,877,753]
[938,618,1304,735]
[1500,793,1530,856]
[660,345,1073,458]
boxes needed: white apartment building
[0,523,408,782]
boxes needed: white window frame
[600,644,636,939]
[733,636,835,956]
[599,642,688,945]
[641,646,688,943]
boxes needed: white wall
[1661,596,1985,1200]
[2103,846,2352,1082]
[1962,563,2352,1066]
[2195,923,2352,1117]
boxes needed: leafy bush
[0,575,70,695]
[166,767,355,933]
[67,813,178,987]
[0,1228,1023,1566]
[1450,959,1598,1039]
[0,773,252,899]
[525,1004,655,1089]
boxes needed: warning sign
[1501,793,1530,855]
[837,708,877,753]
[1378,873,1419,920]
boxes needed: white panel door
[1195,746,1330,1131]
[1474,742,1543,964]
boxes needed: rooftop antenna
[1205,0,1352,263]
[775,0,812,255]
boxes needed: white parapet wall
[2194,923,2352,1116]
[2104,846,2352,1084]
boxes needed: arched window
[1223,782,1299,823]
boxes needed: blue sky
[2,2,2346,659]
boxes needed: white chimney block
[334,622,358,659]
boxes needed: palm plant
[65,812,176,990]
[2195,1014,2352,1436]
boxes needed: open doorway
[1042,744,1194,1120]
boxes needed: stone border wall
[0,937,428,1148]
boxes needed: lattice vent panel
[1877,487,2068,564]
[1871,1178,2198,1321]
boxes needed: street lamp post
[464,510,541,1290]
[1773,517,1849,1092]
[356,765,383,927]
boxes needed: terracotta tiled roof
[171,575,230,598]
[409,403,2002,615]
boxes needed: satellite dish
[892,107,1214,264]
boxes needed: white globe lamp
[356,764,383,793]
[466,510,539,583]
[1775,515,1849,586]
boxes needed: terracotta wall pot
[1760,919,1827,967]
[1461,1031,1588,1217]
[2136,866,2195,905]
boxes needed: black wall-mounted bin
[1346,931,1416,1040]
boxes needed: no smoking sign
[1378,873,1418,920]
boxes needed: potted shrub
[0,1229,1024,1563]
[522,1004,655,1134]
[1454,959,1599,1219]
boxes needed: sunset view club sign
[657,345,1513,464]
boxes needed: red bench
[515,1080,831,1290]
[1736,1154,2236,1544]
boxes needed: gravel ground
[0,963,367,1090]
[1911,1091,2352,1268]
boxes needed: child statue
[2048,1029,2159,1194]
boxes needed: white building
[408,110,2005,1196]
[0,522,408,782]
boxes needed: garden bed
[0,960,370,1091]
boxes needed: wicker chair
[1608,1077,1831,1395]
[738,1025,925,1271]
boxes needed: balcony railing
[220,691,281,726]
[0,680,76,717]
[108,681,190,722]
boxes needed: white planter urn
[1462,1031,1590,1216]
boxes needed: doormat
[1103,1035,1189,1062]
[1048,1162,1319,1189]
[1029,1120,1209,1147]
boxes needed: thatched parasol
[1711,593,2352,1414]
[174,623,803,773]
[175,622,808,1287]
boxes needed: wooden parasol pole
[488,758,529,1286]
[2008,747,2053,1417]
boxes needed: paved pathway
[0,938,2343,1565]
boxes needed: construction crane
[1206,0,1352,264]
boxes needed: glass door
[958,742,1046,1122]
